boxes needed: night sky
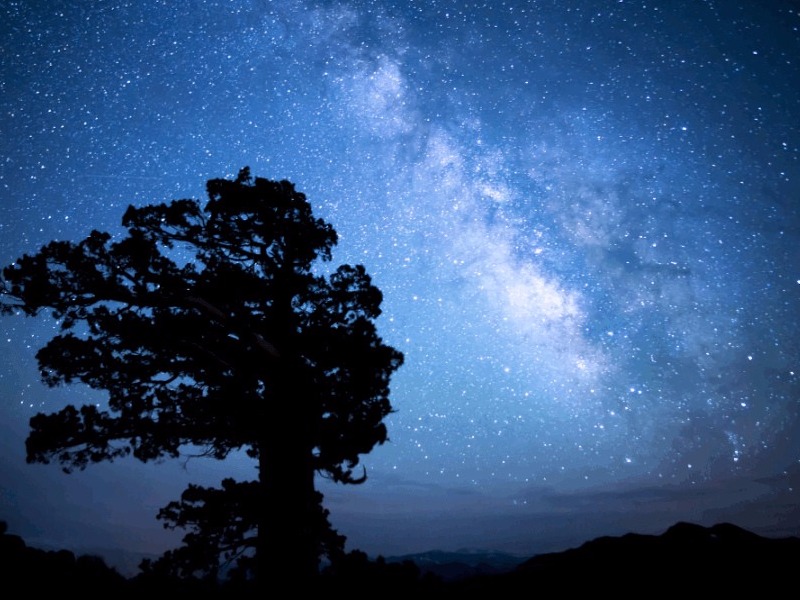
[1,0,799,571]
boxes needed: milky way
[1,1,799,563]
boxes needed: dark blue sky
[1,0,799,571]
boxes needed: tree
[0,168,403,587]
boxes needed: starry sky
[1,0,799,571]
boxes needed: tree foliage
[1,168,403,584]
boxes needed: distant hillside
[0,521,126,593]
[4,520,798,594]
[451,522,800,593]
[385,548,523,581]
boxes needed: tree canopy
[0,168,404,586]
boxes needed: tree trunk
[255,265,319,591]
[257,431,317,590]
[257,302,318,589]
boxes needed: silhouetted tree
[0,168,403,588]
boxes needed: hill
[451,521,800,594]
[3,520,798,595]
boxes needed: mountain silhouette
[451,521,800,594]
[3,520,798,595]
[385,548,523,581]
